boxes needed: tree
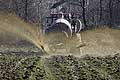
[108,0,113,26]
[13,0,28,21]
[24,0,28,21]
[99,0,103,22]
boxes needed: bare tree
[24,0,28,21]
[13,0,28,21]
[108,0,113,26]
[99,0,103,22]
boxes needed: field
[0,53,120,80]
[0,27,120,80]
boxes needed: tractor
[42,11,83,53]
[43,12,83,38]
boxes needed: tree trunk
[109,0,113,27]
[82,0,87,28]
[24,0,28,21]
[99,0,103,22]
[14,0,19,16]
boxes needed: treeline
[0,0,120,28]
